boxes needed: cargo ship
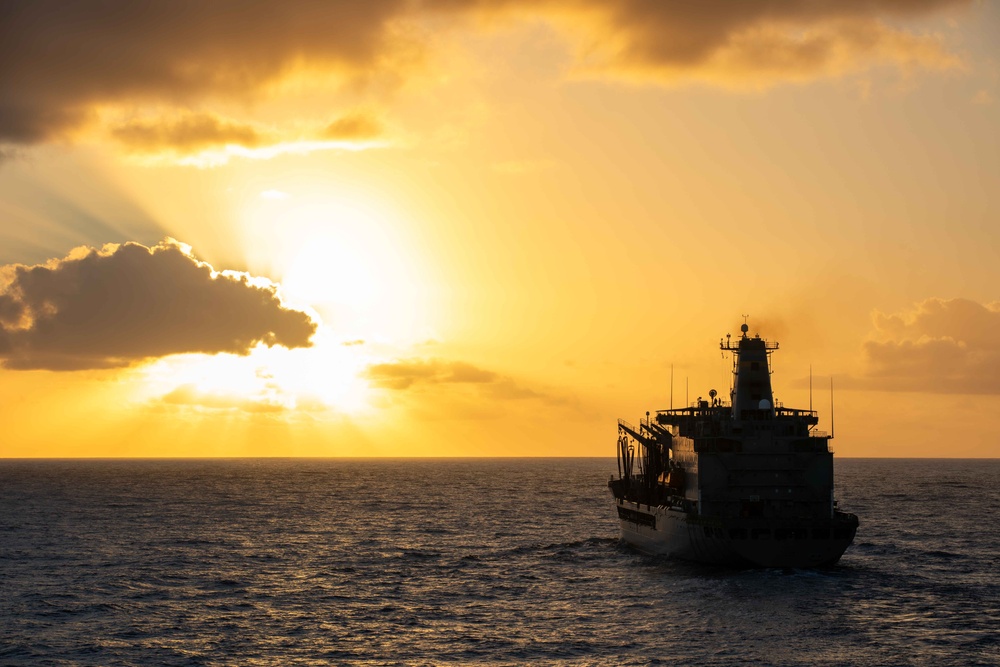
[609,323,858,567]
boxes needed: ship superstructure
[609,323,858,567]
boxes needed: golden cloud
[105,110,387,165]
[0,239,317,370]
[859,298,1000,394]
[365,357,572,406]
[111,113,266,152]
[366,358,497,390]
[159,383,290,413]
[323,112,384,140]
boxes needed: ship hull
[613,497,857,568]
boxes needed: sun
[282,229,382,310]
[241,188,439,346]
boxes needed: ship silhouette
[609,323,858,567]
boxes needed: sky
[1,0,998,457]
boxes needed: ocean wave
[1,458,998,666]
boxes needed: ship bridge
[722,323,779,422]
[650,322,823,445]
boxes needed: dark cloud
[553,0,965,76]
[0,0,968,147]
[859,298,1000,394]
[0,0,408,144]
[439,0,966,87]
[0,239,316,370]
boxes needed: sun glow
[239,188,439,346]
[126,186,442,421]
[282,230,382,310]
[139,334,374,416]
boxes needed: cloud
[0,0,969,150]
[545,0,966,87]
[159,383,289,413]
[0,1,410,145]
[366,358,494,390]
[111,113,266,152]
[972,89,994,106]
[108,111,385,163]
[365,357,572,406]
[0,239,317,370]
[323,112,384,140]
[859,298,1000,394]
[154,381,331,414]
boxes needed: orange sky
[1,0,998,457]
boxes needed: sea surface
[1,458,998,666]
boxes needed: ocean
[1,458,998,666]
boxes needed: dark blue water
[1,458,998,666]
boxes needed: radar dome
[741,323,749,333]
[759,399,771,410]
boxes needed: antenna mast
[830,377,835,440]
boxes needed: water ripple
[0,458,998,666]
